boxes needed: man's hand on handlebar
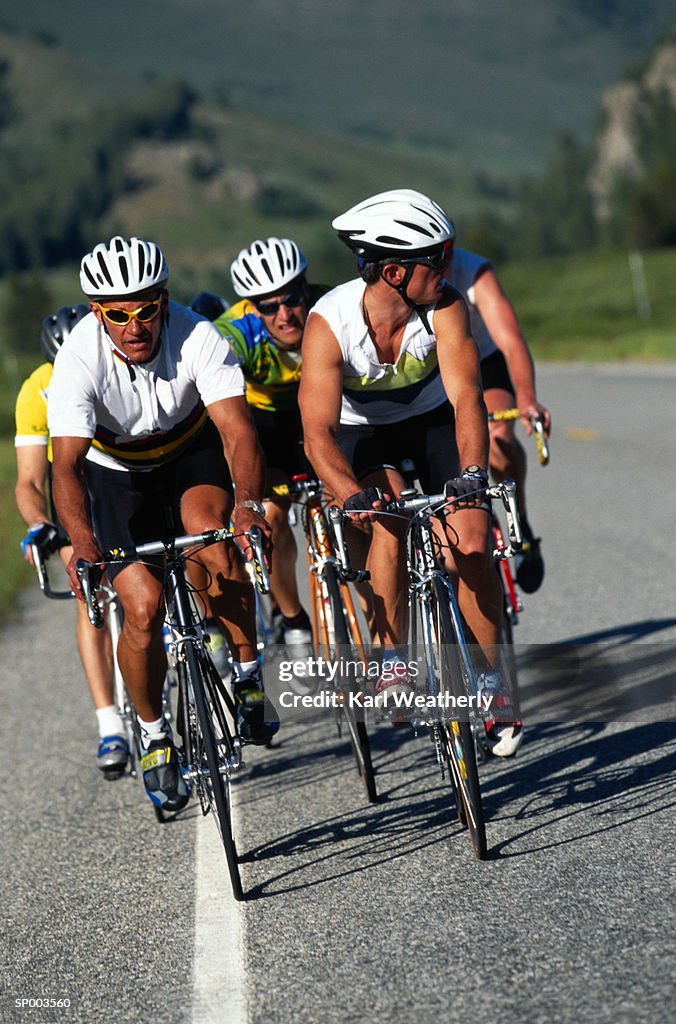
[342,486,389,523]
[67,540,103,600]
[20,521,60,564]
[518,400,551,436]
[443,468,489,510]
[232,503,273,569]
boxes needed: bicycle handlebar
[76,527,270,629]
[30,544,74,601]
[328,480,523,572]
[489,407,550,466]
[270,475,322,499]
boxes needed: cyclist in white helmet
[15,306,125,778]
[214,237,326,654]
[48,236,278,814]
[300,190,522,757]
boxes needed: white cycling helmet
[230,237,307,298]
[332,189,454,259]
[80,236,169,298]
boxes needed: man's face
[406,262,448,305]
[252,279,308,349]
[383,249,450,307]
[90,288,167,363]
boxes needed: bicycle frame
[272,477,376,800]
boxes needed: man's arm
[51,435,101,595]
[298,312,364,506]
[434,293,490,472]
[472,268,550,432]
[15,446,57,565]
[15,445,50,528]
[206,395,271,555]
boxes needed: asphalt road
[2,364,675,1024]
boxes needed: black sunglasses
[253,285,306,316]
[390,240,453,271]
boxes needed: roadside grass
[501,247,676,361]
[0,439,33,620]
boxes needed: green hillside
[5,0,675,172]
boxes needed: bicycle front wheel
[181,643,244,900]
[316,563,377,804]
[426,576,487,860]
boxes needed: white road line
[192,813,246,1024]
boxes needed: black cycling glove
[443,468,489,503]
[343,487,385,512]
[20,521,60,559]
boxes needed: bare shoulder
[303,311,343,366]
[433,284,471,333]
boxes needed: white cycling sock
[137,714,169,749]
[96,705,125,738]
[232,659,258,682]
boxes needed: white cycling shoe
[479,672,523,757]
[483,720,523,757]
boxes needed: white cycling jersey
[309,278,447,426]
[48,302,245,472]
[447,248,497,362]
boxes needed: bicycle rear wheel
[181,643,244,900]
[313,562,377,803]
[425,576,486,859]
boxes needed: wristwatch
[236,500,266,517]
[462,465,489,481]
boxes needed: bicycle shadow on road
[516,623,676,724]
[237,723,487,899]
[480,720,676,860]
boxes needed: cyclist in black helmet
[189,291,230,322]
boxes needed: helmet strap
[379,263,434,338]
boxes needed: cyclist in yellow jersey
[14,306,125,777]
[215,237,326,652]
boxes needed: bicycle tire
[501,598,519,706]
[426,576,487,859]
[323,563,378,804]
[182,642,244,900]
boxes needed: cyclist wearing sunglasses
[48,236,279,813]
[214,237,326,654]
[300,190,521,757]
[14,305,125,778]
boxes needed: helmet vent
[118,255,129,287]
[96,252,114,287]
[396,220,435,239]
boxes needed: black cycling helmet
[189,291,230,321]
[40,304,90,363]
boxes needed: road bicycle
[272,477,378,803]
[488,408,550,681]
[76,526,270,901]
[330,480,522,859]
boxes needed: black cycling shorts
[84,422,233,581]
[336,402,460,494]
[480,349,515,395]
[250,406,310,487]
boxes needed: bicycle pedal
[101,765,126,781]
